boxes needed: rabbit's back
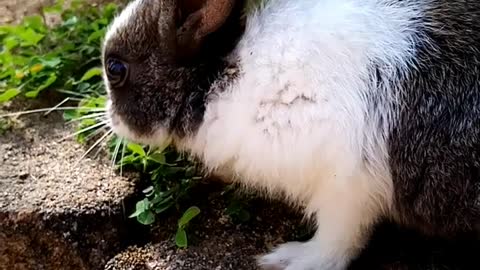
[388,0,480,234]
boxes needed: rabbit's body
[102,0,480,269]
[388,3,480,235]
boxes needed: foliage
[0,0,116,102]
[225,198,251,223]
[124,141,202,218]
[120,140,203,246]
[175,206,201,248]
[223,184,252,223]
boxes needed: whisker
[111,136,122,174]
[44,97,71,116]
[56,89,89,98]
[120,138,126,177]
[59,120,108,142]
[0,107,107,118]
[65,112,107,124]
[74,130,113,166]
[83,126,108,142]
[91,132,114,161]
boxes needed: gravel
[0,101,136,215]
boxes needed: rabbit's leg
[258,176,382,270]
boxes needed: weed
[116,138,203,246]
[176,206,201,248]
[226,198,252,223]
[222,184,252,223]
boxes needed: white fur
[103,0,141,45]
[107,0,425,269]
[181,1,423,269]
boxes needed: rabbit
[101,0,480,269]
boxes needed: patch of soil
[104,181,480,270]
[105,183,310,270]
[0,96,143,270]
[0,0,128,25]
[0,0,52,24]
[0,99,135,215]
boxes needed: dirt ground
[0,0,52,24]
[0,99,136,215]
[0,0,127,24]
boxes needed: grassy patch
[0,0,116,101]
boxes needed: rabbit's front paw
[258,241,344,270]
[257,241,305,270]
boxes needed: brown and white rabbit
[101,0,480,269]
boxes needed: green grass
[0,0,114,101]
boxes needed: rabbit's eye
[106,58,128,86]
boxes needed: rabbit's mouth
[106,99,173,147]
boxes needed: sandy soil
[0,0,53,24]
[0,99,136,215]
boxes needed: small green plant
[125,142,203,248]
[129,188,173,225]
[226,198,251,223]
[125,141,203,228]
[222,184,252,223]
[175,206,201,248]
[125,143,179,226]
[119,141,172,173]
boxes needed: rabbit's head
[102,0,244,145]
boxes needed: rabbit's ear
[177,0,236,58]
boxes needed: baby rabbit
[102,0,480,269]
